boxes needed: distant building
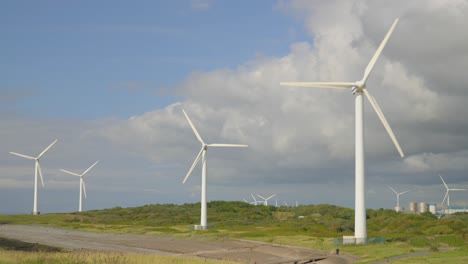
[419,202,428,213]
[409,201,418,213]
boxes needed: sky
[1,0,468,214]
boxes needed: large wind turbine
[60,161,99,212]
[281,18,404,244]
[182,109,248,229]
[257,194,276,206]
[439,175,466,210]
[388,186,409,212]
[9,139,58,215]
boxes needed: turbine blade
[362,18,399,83]
[37,162,45,187]
[37,139,58,159]
[82,178,87,199]
[207,144,248,148]
[439,175,449,189]
[183,147,204,184]
[251,193,257,202]
[182,109,204,144]
[400,190,410,195]
[82,161,99,176]
[266,194,277,200]
[280,82,355,89]
[60,169,81,177]
[363,89,404,157]
[388,185,398,195]
[450,189,467,191]
[9,152,36,160]
[243,198,248,203]
[257,194,267,200]
[441,190,449,206]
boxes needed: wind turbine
[60,161,99,212]
[257,194,276,206]
[388,186,409,212]
[251,193,260,205]
[9,139,58,215]
[440,175,466,211]
[243,195,257,205]
[182,109,248,229]
[281,18,403,244]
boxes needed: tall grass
[0,250,238,264]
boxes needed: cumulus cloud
[2,0,468,212]
[81,0,468,206]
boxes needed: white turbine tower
[60,161,99,212]
[9,139,58,215]
[440,175,466,211]
[182,109,248,229]
[281,18,404,244]
[257,194,276,206]
[388,186,409,212]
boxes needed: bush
[424,225,453,235]
[409,236,432,247]
[434,235,465,247]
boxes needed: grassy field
[0,250,238,264]
[1,202,467,263]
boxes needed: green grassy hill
[1,202,467,263]
[1,202,467,241]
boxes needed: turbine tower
[281,18,404,244]
[9,139,58,215]
[440,175,466,211]
[60,161,99,212]
[182,109,248,229]
[388,186,409,212]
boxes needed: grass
[0,250,238,264]
[389,245,468,263]
[1,202,467,263]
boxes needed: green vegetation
[1,202,467,263]
[0,250,237,264]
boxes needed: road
[0,224,359,263]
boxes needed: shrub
[409,236,432,247]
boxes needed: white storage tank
[419,202,428,213]
[429,204,437,214]
[409,201,418,212]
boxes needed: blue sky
[2,0,304,119]
[1,1,467,214]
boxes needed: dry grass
[0,250,239,264]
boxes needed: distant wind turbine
[9,139,58,215]
[439,175,466,210]
[60,161,99,212]
[251,193,259,205]
[257,194,276,206]
[281,18,403,244]
[182,109,248,229]
[388,186,409,212]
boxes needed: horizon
[1,1,467,215]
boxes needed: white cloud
[191,0,213,11]
[2,0,468,213]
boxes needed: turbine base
[342,236,367,245]
[32,211,40,215]
[192,225,209,230]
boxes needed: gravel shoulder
[0,224,359,263]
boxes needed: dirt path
[0,224,358,263]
